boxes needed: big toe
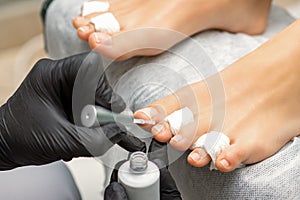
[151,122,173,143]
[134,108,173,142]
[89,32,127,60]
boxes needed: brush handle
[81,105,134,127]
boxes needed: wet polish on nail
[152,123,164,135]
[137,107,159,119]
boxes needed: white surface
[65,158,105,200]
[274,0,300,18]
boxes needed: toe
[73,16,90,29]
[169,123,199,151]
[215,143,250,172]
[134,107,159,130]
[188,148,211,167]
[134,107,160,120]
[134,108,173,141]
[78,25,95,41]
[89,28,185,60]
[89,32,124,60]
[151,122,173,142]
[73,12,102,28]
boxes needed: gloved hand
[0,52,145,170]
[104,139,182,200]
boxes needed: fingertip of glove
[117,135,146,153]
[104,182,128,200]
[103,123,127,144]
[110,93,127,113]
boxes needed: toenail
[94,34,102,44]
[190,149,207,162]
[172,135,183,143]
[152,123,164,135]
[78,26,90,33]
[220,159,230,168]
[93,33,112,45]
[137,108,159,119]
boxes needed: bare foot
[135,19,300,172]
[73,0,271,60]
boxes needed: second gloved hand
[0,52,145,170]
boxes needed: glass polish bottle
[118,152,160,200]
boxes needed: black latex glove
[104,139,182,200]
[0,52,145,170]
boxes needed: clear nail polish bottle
[118,151,160,200]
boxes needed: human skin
[72,0,272,60]
[134,19,300,172]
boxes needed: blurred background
[0,0,299,199]
[0,0,45,104]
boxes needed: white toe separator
[164,107,194,135]
[90,12,120,34]
[164,108,245,171]
[81,1,110,16]
[191,131,245,170]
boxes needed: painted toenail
[152,123,164,135]
[137,108,159,119]
[78,26,90,33]
[172,135,183,143]
[220,159,230,168]
[190,149,207,162]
